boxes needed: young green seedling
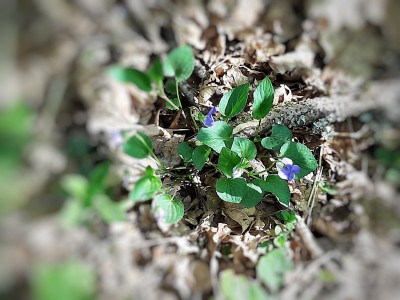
[108,46,195,110]
[123,131,185,224]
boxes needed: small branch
[295,216,324,258]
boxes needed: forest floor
[1,1,400,299]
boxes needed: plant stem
[175,79,187,118]
[254,119,262,137]
[175,79,182,108]
[150,151,164,169]
[159,89,180,110]
[189,108,200,131]
[250,162,276,176]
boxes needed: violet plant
[111,45,318,224]
[178,77,318,210]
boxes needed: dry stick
[169,109,181,129]
[37,76,68,139]
[333,124,369,139]
[295,215,324,258]
[233,95,377,138]
[210,250,223,300]
[305,148,324,226]
[346,117,361,155]
[281,251,339,300]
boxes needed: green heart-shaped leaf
[218,147,242,178]
[147,57,163,86]
[216,178,247,203]
[163,46,194,83]
[192,145,211,170]
[153,194,184,224]
[93,195,126,223]
[108,66,152,92]
[177,142,193,163]
[253,175,290,206]
[257,248,293,293]
[252,76,274,120]
[123,132,153,158]
[231,137,257,161]
[130,175,162,202]
[240,183,264,208]
[261,125,292,151]
[220,270,269,300]
[279,142,318,178]
[219,83,250,119]
[197,121,233,153]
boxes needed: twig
[281,251,339,300]
[210,250,223,300]
[295,216,323,258]
[305,148,323,226]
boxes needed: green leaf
[86,161,111,207]
[123,132,153,159]
[31,261,96,300]
[279,142,318,178]
[216,178,247,203]
[276,210,295,222]
[276,210,297,231]
[108,66,152,92]
[220,269,270,300]
[257,248,293,293]
[61,175,88,201]
[253,175,291,206]
[241,183,263,208]
[165,97,180,110]
[93,195,126,223]
[164,79,177,96]
[59,199,85,228]
[219,83,250,119]
[218,147,241,178]
[130,175,162,202]
[197,121,233,153]
[192,145,210,170]
[252,76,274,120]
[145,166,156,177]
[147,57,163,86]
[0,103,33,166]
[153,194,184,224]
[231,137,257,161]
[163,46,194,83]
[177,142,193,163]
[261,125,292,151]
[318,182,337,195]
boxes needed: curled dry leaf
[273,84,293,105]
[223,67,248,89]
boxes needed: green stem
[159,89,180,110]
[189,108,200,131]
[250,162,276,176]
[175,79,187,118]
[175,79,182,108]
[150,151,164,169]
[252,119,262,138]
[135,133,165,169]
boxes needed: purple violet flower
[277,157,301,182]
[204,106,218,127]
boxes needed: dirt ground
[1,0,400,299]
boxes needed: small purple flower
[277,157,301,182]
[204,106,218,127]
